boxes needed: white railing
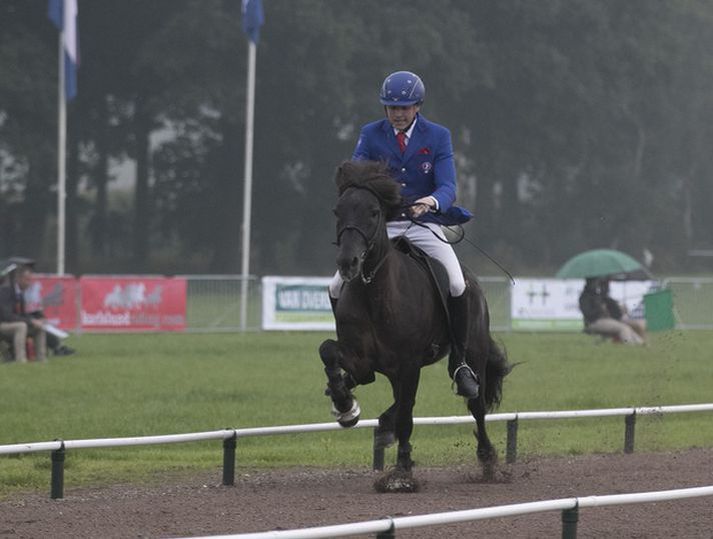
[180,485,713,539]
[1,403,712,499]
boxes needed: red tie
[396,131,407,153]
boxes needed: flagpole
[239,40,257,330]
[56,31,67,276]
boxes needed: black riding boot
[447,293,480,399]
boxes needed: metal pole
[506,418,518,464]
[56,31,67,276]
[50,442,65,499]
[239,40,257,331]
[624,413,636,454]
[561,506,579,539]
[222,432,237,486]
[373,429,385,471]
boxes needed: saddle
[391,236,452,321]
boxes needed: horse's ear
[335,160,355,193]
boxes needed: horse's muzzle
[337,251,364,283]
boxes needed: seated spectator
[599,279,647,343]
[5,257,75,357]
[0,265,47,362]
[579,277,644,345]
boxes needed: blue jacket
[352,113,471,225]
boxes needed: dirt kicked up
[1,448,712,538]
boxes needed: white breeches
[329,221,466,299]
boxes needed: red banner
[80,276,187,331]
[25,274,79,330]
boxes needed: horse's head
[333,161,401,283]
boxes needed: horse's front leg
[319,339,363,428]
[374,367,421,493]
[393,367,420,472]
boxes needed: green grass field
[1,330,712,497]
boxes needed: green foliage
[1,331,712,497]
[2,1,713,272]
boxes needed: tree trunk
[209,118,241,272]
[133,97,151,267]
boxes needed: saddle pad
[391,236,451,305]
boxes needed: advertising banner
[511,278,654,331]
[24,274,79,330]
[80,276,187,331]
[262,276,334,330]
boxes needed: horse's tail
[484,336,510,412]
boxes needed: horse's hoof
[331,399,360,428]
[374,468,420,493]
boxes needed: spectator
[579,277,644,345]
[0,265,47,362]
[600,279,647,343]
[7,257,75,356]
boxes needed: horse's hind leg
[319,339,360,427]
[375,391,400,450]
[468,395,497,480]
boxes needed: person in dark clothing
[578,278,644,345]
[0,260,75,359]
[0,266,47,361]
[599,279,647,343]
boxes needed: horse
[319,160,511,492]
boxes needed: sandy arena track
[1,448,712,538]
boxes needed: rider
[328,70,480,399]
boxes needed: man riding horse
[328,70,479,400]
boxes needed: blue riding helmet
[379,71,425,106]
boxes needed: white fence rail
[1,403,712,500]
[183,485,713,539]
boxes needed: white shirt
[392,117,417,146]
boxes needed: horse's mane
[335,161,402,218]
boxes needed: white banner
[261,276,335,331]
[511,279,655,331]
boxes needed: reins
[335,185,515,286]
[400,203,516,285]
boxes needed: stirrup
[451,363,479,399]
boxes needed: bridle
[334,185,390,284]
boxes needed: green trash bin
[644,289,675,331]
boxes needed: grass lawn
[1,330,712,497]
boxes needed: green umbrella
[556,249,651,280]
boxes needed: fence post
[50,442,65,499]
[624,412,636,454]
[506,417,518,464]
[222,431,237,486]
[376,517,395,538]
[561,505,579,539]
[373,429,385,471]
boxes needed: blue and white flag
[48,0,79,101]
[241,0,264,44]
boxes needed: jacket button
[401,183,406,186]
[401,168,406,172]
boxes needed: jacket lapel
[402,116,426,163]
[381,120,402,158]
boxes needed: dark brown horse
[320,160,510,491]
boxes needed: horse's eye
[371,209,379,218]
